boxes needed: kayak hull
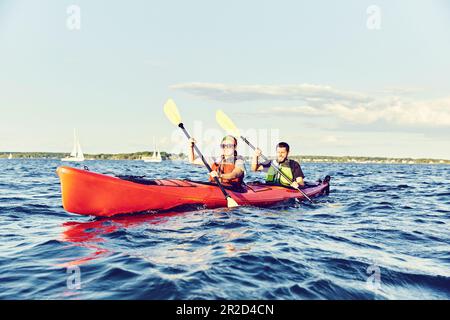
[56,166,330,217]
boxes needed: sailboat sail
[70,130,77,156]
[62,129,85,162]
[76,140,84,159]
[143,136,162,162]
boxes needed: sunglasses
[220,144,235,149]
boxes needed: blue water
[0,159,449,300]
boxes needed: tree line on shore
[0,151,182,161]
[1,152,449,164]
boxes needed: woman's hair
[221,135,237,146]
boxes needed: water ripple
[0,160,449,299]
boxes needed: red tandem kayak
[56,166,331,217]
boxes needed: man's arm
[251,149,263,171]
[292,161,305,187]
[295,176,305,187]
[251,148,265,171]
[286,160,305,188]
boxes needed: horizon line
[1,151,449,161]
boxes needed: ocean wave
[0,160,449,299]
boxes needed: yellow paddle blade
[216,109,240,137]
[163,98,182,126]
[226,196,239,208]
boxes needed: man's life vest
[265,160,294,186]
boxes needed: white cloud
[258,98,450,127]
[171,82,450,127]
[321,135,339,144]
[379,87,424,96]
[346,97,450,126]
[171,82,371,104]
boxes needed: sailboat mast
[70,129,77,157]
[76,132,84,159]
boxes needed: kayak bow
[56,166,330,217]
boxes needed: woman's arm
[188,138,206,166]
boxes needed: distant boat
[8,153,13,159]
[62,129,85,162]
[142,137,162,163]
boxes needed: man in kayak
[251,142,305,189]
[188,135,245,187]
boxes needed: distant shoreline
[1,152,449,165]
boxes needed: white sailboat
[62,130,85,162]
[8,153,13,159]
[142,137,162,163]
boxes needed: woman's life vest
[209,156,244,185]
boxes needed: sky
[1,0,450,159]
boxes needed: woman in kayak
[188,135,245,187]
[251,142,305,189]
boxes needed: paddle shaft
[240,136,314,203]
[178,123,234,200]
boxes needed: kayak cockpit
[115,174,328,194]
